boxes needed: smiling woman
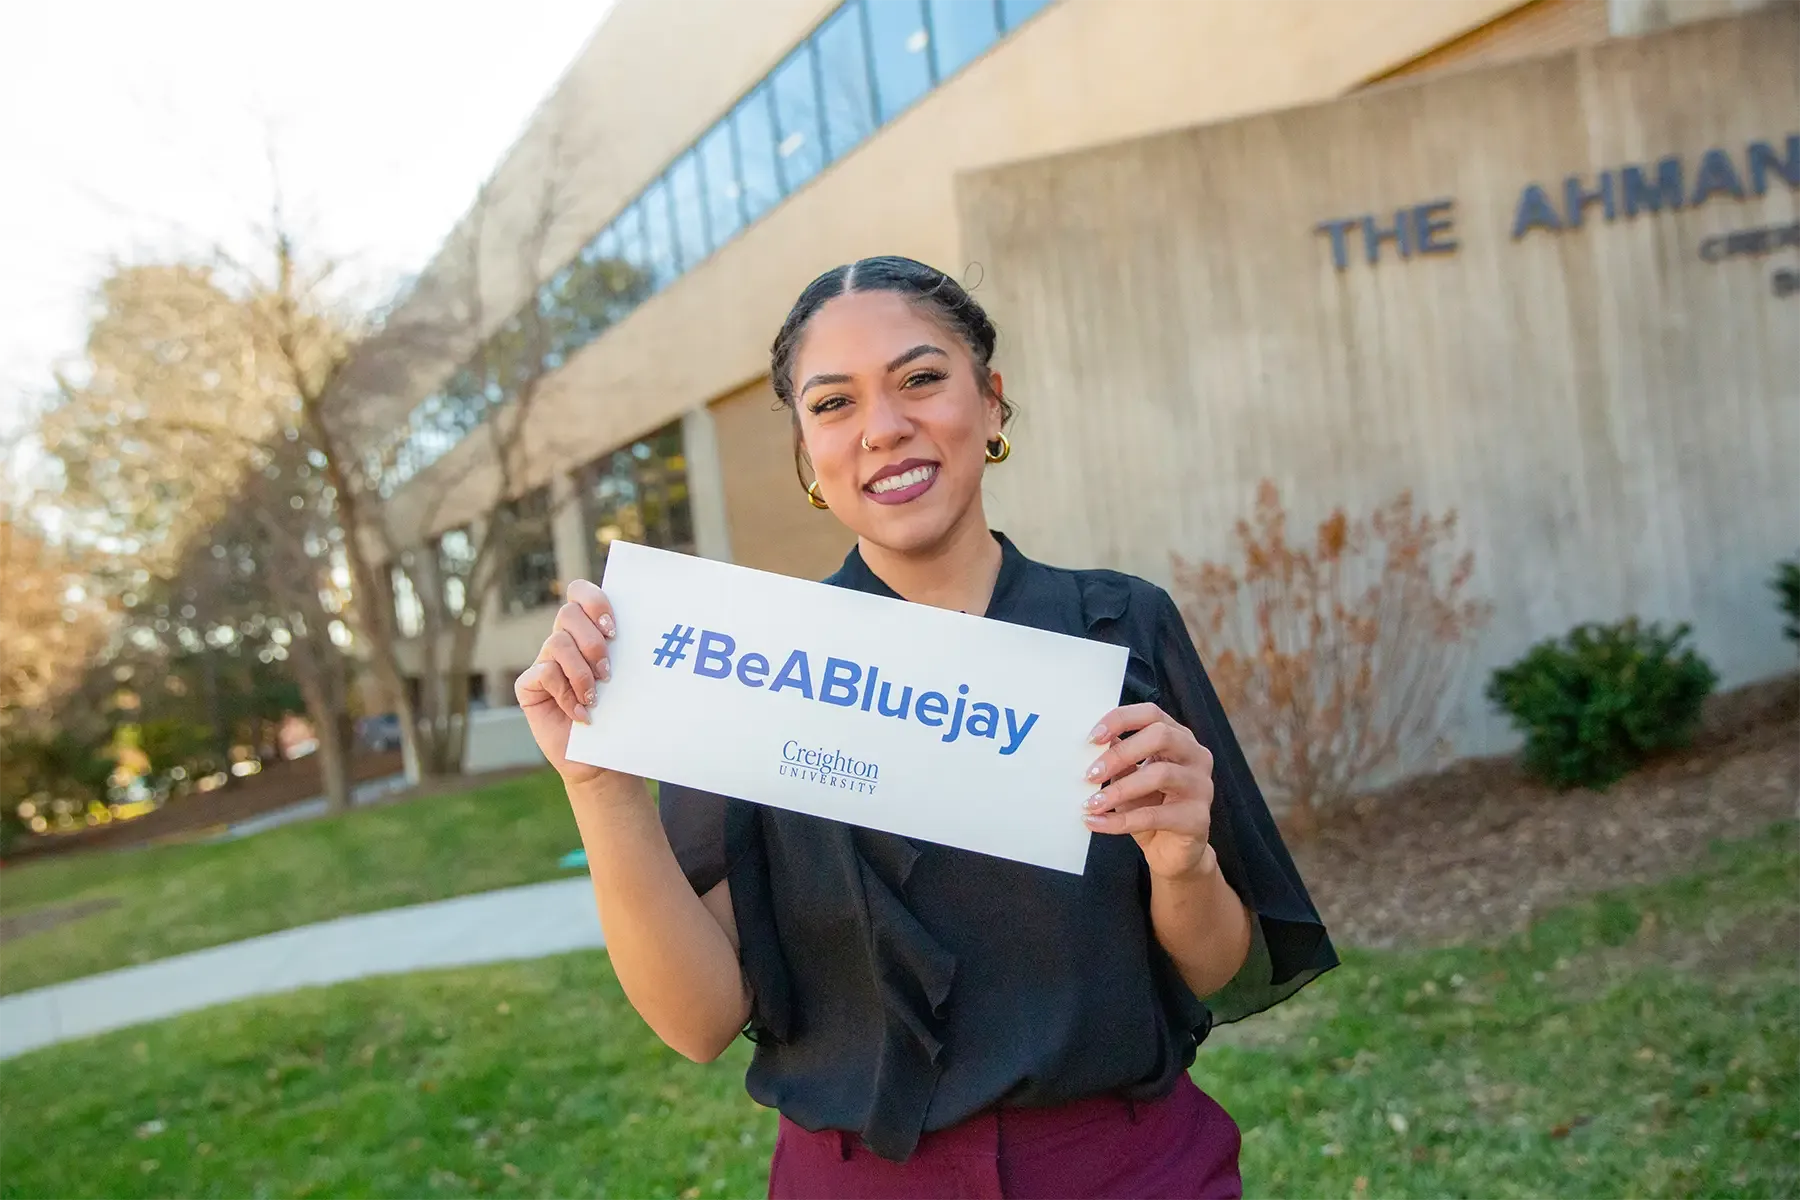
[510,254,1337,1198]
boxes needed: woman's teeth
[868,465,936,494]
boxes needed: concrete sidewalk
[0,877,601,1061]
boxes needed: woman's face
[791,290,1004,555]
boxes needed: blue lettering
[861,666,879,712]
[965,703,999,739]
[1511,183,1564,239]
[1621,157,1684,217]
[769,650,815,699]
[1314,218,1355,271]
[915,691,949,727]
[1563,170,1615,228]
[1690,147,1746,206]
[821,658,862,707]
[942,684,969,744]
[693,631,735,679]
[877,681,912,719]
[1412,199,1457,255]
[737,652,771,688]
[1749,135,1800,195]
[1000,709,1039,756]
[1360,210,1410,264]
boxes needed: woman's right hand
[514,579,620,786]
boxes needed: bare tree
[269,135,649,779]
[39,127,646,787]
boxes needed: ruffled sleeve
[1079,574,1338,1024]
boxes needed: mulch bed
[4,751,406,862]
[1293,673,1800,949]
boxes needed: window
[1000,0,1054,30]
[927,0,998,79]
[771,43,824,194]
[816,2,876,161]
[436,527,477,621]
[640,179,678,289]
[733,86,782,220]
[698,122,743,247]
[613,202,649,281]
[578,421,695,579]
[866,0,933,122]
[668,151,709,270]
[381,0,1062,495]
[500,488,559,615]
[391,561,425,638]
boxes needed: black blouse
[658,534,1336,1162]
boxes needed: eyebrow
[798,344,949,396]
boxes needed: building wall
[384,0,1528,544]
[710,377,858,580]
[1368,0,1610,84]
[957,8,1800,754]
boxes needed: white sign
[565,542,1129,874]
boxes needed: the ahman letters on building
[1314,133,1799,270]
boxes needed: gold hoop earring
[805,480,830,510]
[984,432,1011,464]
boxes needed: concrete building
[357,0,1796,764]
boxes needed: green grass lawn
[0,771,578,996]
[2,823,1794,1199]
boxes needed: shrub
[1486,619,1717,790]
[1173,481,1492,837]
[1774,557,1800,648]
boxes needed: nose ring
[861,435,873,451]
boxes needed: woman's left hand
[1083,703,1217,881]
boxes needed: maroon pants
[767,1074,1242,1200]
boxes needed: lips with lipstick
[863,458,940,505]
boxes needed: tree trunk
[296,678,352,814]
[315,716,352,815]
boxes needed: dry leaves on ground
[1291,675,1799,949]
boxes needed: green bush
[1774,557,1800,647]
[1487,618,1717,790]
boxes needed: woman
[516,256,1336,1199]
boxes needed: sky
[0,0,613,444]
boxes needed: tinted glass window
[927,0,997,78]
[392,564,424,638]
[733,86,782,220]
[613,202,649,279]
[1000,0,1053,30]
[501,488,559,615]
[866,0,933,122]
[640,179,677,288]
[580,421,695,578]
[437,527,476,619]
[815,2,876,161]
[771,43,824,194]
[668,151,708,270]
[698,121,743,246]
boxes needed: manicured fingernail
[1088,724,1108,743]
[574,705,590,724]
[1084,793,1105,812]
[599,614,615,638]
[1084,813,1106,828]
[1086,760,1105,780]
[584,687,597,706]
[597,659,611,682]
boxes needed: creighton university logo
[779,741,880,795]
